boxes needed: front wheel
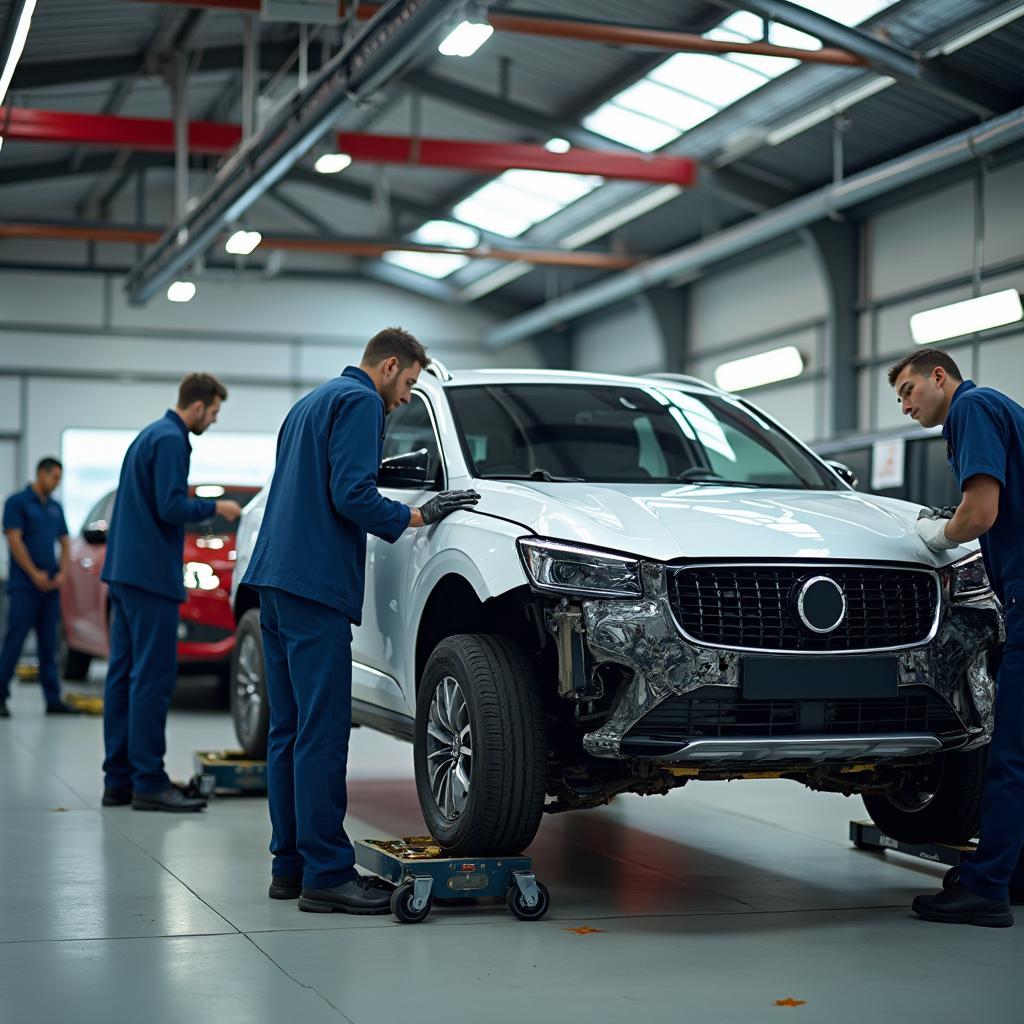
[862,746,988,844]
[230,609,269,759]
[58,624,92,682]
[414,635,546,857]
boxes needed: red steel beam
[0,106,698,184]
[0,222,640,269]
[131,0,866,67]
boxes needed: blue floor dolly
[850,819,976,868]
[354,837,550,924]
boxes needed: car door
[351,392,445,715]
[64,492,114,652]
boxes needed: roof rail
[424,359,453,382]
[643,372,712,388]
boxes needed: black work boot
[269,875,302,900]
[944,864,1024,906]
[132,787,207,812]
[0,700,9,718]
[298,876,392,914]
[913,883,1013,927]
[102,786,133,807]
[46,701,82,715]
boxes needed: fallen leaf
[774,999,807,1007]
[564,926,605,935]
[51,807,69,813]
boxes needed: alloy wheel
[425,675,472,820]
[234,632,263,742]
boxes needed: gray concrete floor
[1,671,1020,1024]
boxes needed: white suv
[230,366,1002,855]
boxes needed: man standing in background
[100,373,242,812]
[0,457,79,717]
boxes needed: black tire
[390,882,431,923]
[862,745,988,844]
[230,609,269,759]
[58,625,92,682]
[507,881,550,921]
[414,634,546,857]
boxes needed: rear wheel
[58,624,92,682]
[414,635,546,857]
[231,609,269,759]
[862,746,988,844]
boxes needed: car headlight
[517,538,642,597]
[950,551,992,601]
[184,561,220,591]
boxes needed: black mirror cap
[826,460,859,489]
[379,448,430,488]
[82,523,108,544]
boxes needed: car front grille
[620,685,965,756]
[666,564,938,652]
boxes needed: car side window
[382,395,443,487]
[82,492,112,533]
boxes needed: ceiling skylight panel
[581,104,681,152]
[452,189,539,237]
[613,79,719,131]
[790,0,899,27]
[382,251,470,278]
[500,169,602,205]
[650,53,767,106]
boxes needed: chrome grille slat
[667,563,940,654]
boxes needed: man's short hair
[36,457,62,474]
[887,348,964,388]
[178,372,228,408]
[361,327,430,370]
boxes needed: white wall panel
[875,284,972,357]
[0,377,20,433]
[0,271,105,327]
[744,382,819,443]
[689,246,827,353]
[572,300,665,374]
[983,160,1024,265]
[977,331,1024,405]
[867,181,973,300]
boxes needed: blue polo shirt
[243,366,411,623]
[943,379,1024,602]
[3,485,69,593]
[101,410,216,603]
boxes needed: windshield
[186,488,256,535]
[447,383,838,490]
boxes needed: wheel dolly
[850,819,976,870]
[354,837,550,924]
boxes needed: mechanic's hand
[52,571,66,589]
[216,500,243,523]
[916,515,957,551]
[417,489,481,526]
[30,568,52,591]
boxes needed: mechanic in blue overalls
[101,373,241,812]
[243,327,480,915]
[0,457,80,717]
[890,347,1024,928]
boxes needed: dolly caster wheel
[508,880,550,921]
[391,881,432,923]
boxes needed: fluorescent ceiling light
[938,4,1024,55]
[314,152,352,174]
[0,0,38,109]
[765,75,896,147]
[225,229,262,255]
[715,346,804,392]
[438,17,493,57]
[167,280,197,303]
[545,137,571,153]
[910,289,1024,344]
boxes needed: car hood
[473,481,973,566]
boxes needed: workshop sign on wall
[871,438,906,491]
[261,0,339,23]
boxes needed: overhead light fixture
[167,280,197,303]
[714,346,804,392]
[937,3,1024,55]
[544,137,571,154]
[910,289,1024,345]
[438,4,493,57]
[0,0,38,109]
[225,229,262,255]
[314,152,352,174]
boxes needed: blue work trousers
[0,588,62,706]
[961,584,1024,900]
[259,587,359,891]
[102,583,180,795]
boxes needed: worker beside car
[242,327,480,915]
[890,347,1024,928]
[0,457,80,718]
[100,373,242,813]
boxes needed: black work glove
[917,505,958,521]
[418,489,481,525]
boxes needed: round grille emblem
[796,576,847,634]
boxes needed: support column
[639,285,690,373]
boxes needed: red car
[59,485,259,690]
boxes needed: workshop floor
[1,673,1020,1024]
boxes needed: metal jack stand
[850,819,977,868]
[355,837,550,924]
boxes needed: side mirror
[83,520,108,545]
[379,448,430,489]
[826,460,859,489]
